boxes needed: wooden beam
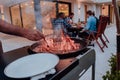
[112,0,120,34]
[112,0,120,70]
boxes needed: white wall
[79,3,85,21]
[2,0,116,25]
[72,0,79,23]
[78,3,102,20]
[96,5,101,18]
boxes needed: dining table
[67,26,83,37]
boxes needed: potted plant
[102,54,120,80]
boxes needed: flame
[33,32,80,54]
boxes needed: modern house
[0,0,120,34]
[0,0,119,80]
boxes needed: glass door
[21,1,35,29]
[84,5,88,22]
[58,2,71,17]
[9,0,71,31]
[10,0,35,29]
[10,5,22,27]
[58,3,69,16]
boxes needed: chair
[102,17,110,43]
[87,16,109,52]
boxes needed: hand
[22,29,44,41]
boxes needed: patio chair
[87,16,109,52]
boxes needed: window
[10,5,22,27]
[9,0,71,30]
[10,0,36,29]
[40,1,56,29]
[58,3,69,16]
[21,1,35,29]
[102,5,109,16]
[0,5,4,20]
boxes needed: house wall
[1,0,117,25]
[55,0,117,24]
[96,5,102,18]
[79,3,85,21]
[78,3,102,21]
[59,0,102,22]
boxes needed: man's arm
[0,19,25,36]
[0,19,44,41]
[63,19,72,28]
[84,18,91,30]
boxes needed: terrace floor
[0,24,116,80]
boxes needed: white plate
[4,53,59,78]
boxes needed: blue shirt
[65,17,73,24]
[84,16,97,32]
[53,18,71,28]
[52,18,71,33]
[52,18,72,33]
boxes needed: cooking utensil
[28,37,88,59]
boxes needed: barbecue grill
[0,42,95,80]
[27,37,96,80]
[28,37,88,59]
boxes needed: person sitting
[52,12,72,34]
[0,19,44,41]
[65,12,74,25]
[79,10,97,38]
[64,12,78,37]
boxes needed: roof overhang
[0,0,120,7]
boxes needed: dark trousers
[78,32,89,38]
[67,27,83,37]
